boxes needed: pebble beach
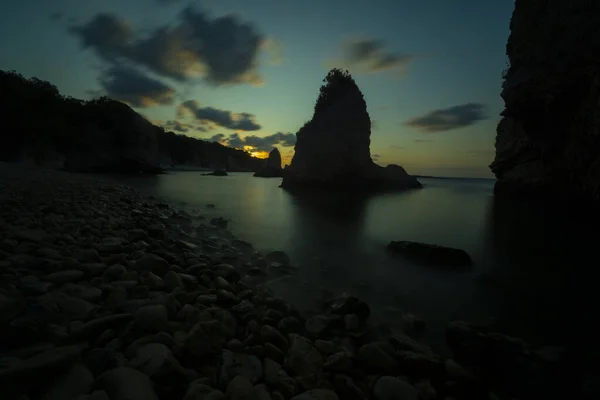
[0,163,574,400]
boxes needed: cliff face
[254,148,283,177]
[490,0,600,199]
[282,68,421,192]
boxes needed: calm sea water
[114,171,599,353]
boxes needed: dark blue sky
[0,0,514,177]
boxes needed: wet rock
[72,249,101,263]
[260,325,288,351]
[218,350,263,387]
[96,367,158,400]
[42,363,94,400]
[387,241,472,269]
[135,254,170,276]
[183,381,225,400]
[264,358,297,397]
[290,389,339,400]
[356,342,397,373]
[45,270,84,284]
[226,375,254,400]
[69,314,133,340]
[134,305,169,332]
[130,343,194,384]
[323,351,353,372]
[373,376,418,400]
[0,344,86,383]
[253,383,273,400]
[285,334,324,377]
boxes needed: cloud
[372,154,381,161]
[209,133,225,142]
[178,100,261,131]
[99,65,175,107]
[391,145,405,149]
[333,38,413,74]
[211,131,297,152]
[49,12,63,21]
[405,103,488,133]
[69,6,269,86]
[415,139,432,143]
[163,120,194,133]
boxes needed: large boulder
[254,148,283,177]
[490,1,600,201]
[281,69,421,193]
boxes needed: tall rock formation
[281,69,421,192]
[490,1,600,200]
[254,148,283,177]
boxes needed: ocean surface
[113,171,599,353]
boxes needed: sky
[0,0,514,178]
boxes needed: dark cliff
[490,1,600,200]
[281,68,421,192]
[0,70,264,173]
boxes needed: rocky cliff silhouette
[281,68,421,193]
[490,1,600,201]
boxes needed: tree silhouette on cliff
[314,68,366,116]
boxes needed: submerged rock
[386,241,472,268]
[204,169,228,176]
[281,69,421,193]
[254,148,284,178]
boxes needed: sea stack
[281,68,421,192]
[254,148,283,177]
[490,0,600,200]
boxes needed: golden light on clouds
[243,145,269,159]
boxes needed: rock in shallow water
[386,241,472,268]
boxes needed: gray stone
[264,358,297,397]
[291,389,339,400]
[45,270,84,284]
[226,375,254,400]
[285,334,324,377]
[183,381,225,400]
[42,363,94,400]
[373,376,418,400]
[219,350,262,387]
[134,305,169,332]
[135,254,169,276]
[96,367,158,400]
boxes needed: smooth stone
[72,249,101,263]
[182,381,225,400]
[253,384,273,400]
[70,314,133,340]
[323,352,353,372]
[291,389,339,400]
[0,344,86,382]
[344,314,360,331]
[75,390,110,400]
[96,367,158,400]
[373,376,418,400]
[135,254,170,275]
[263,358,297,397]
[226,375,254,400]
[103,264,126,280]
[45,270,84,284]
[285,334,324,377]
[134,305,169,332]
[42,363,94,400]
[218,350,263,387]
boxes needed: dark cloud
[70,6,268,86]
[372,154,381,161]
[338,39,413,74]
[178,100,261,131]
[99,65,175,108]
[405,103,488,133]
[69,14,133,62]
[211,131,297,152]
[163,120,193,133]
[209,133,226,142]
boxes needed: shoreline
[0,163,585,399]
